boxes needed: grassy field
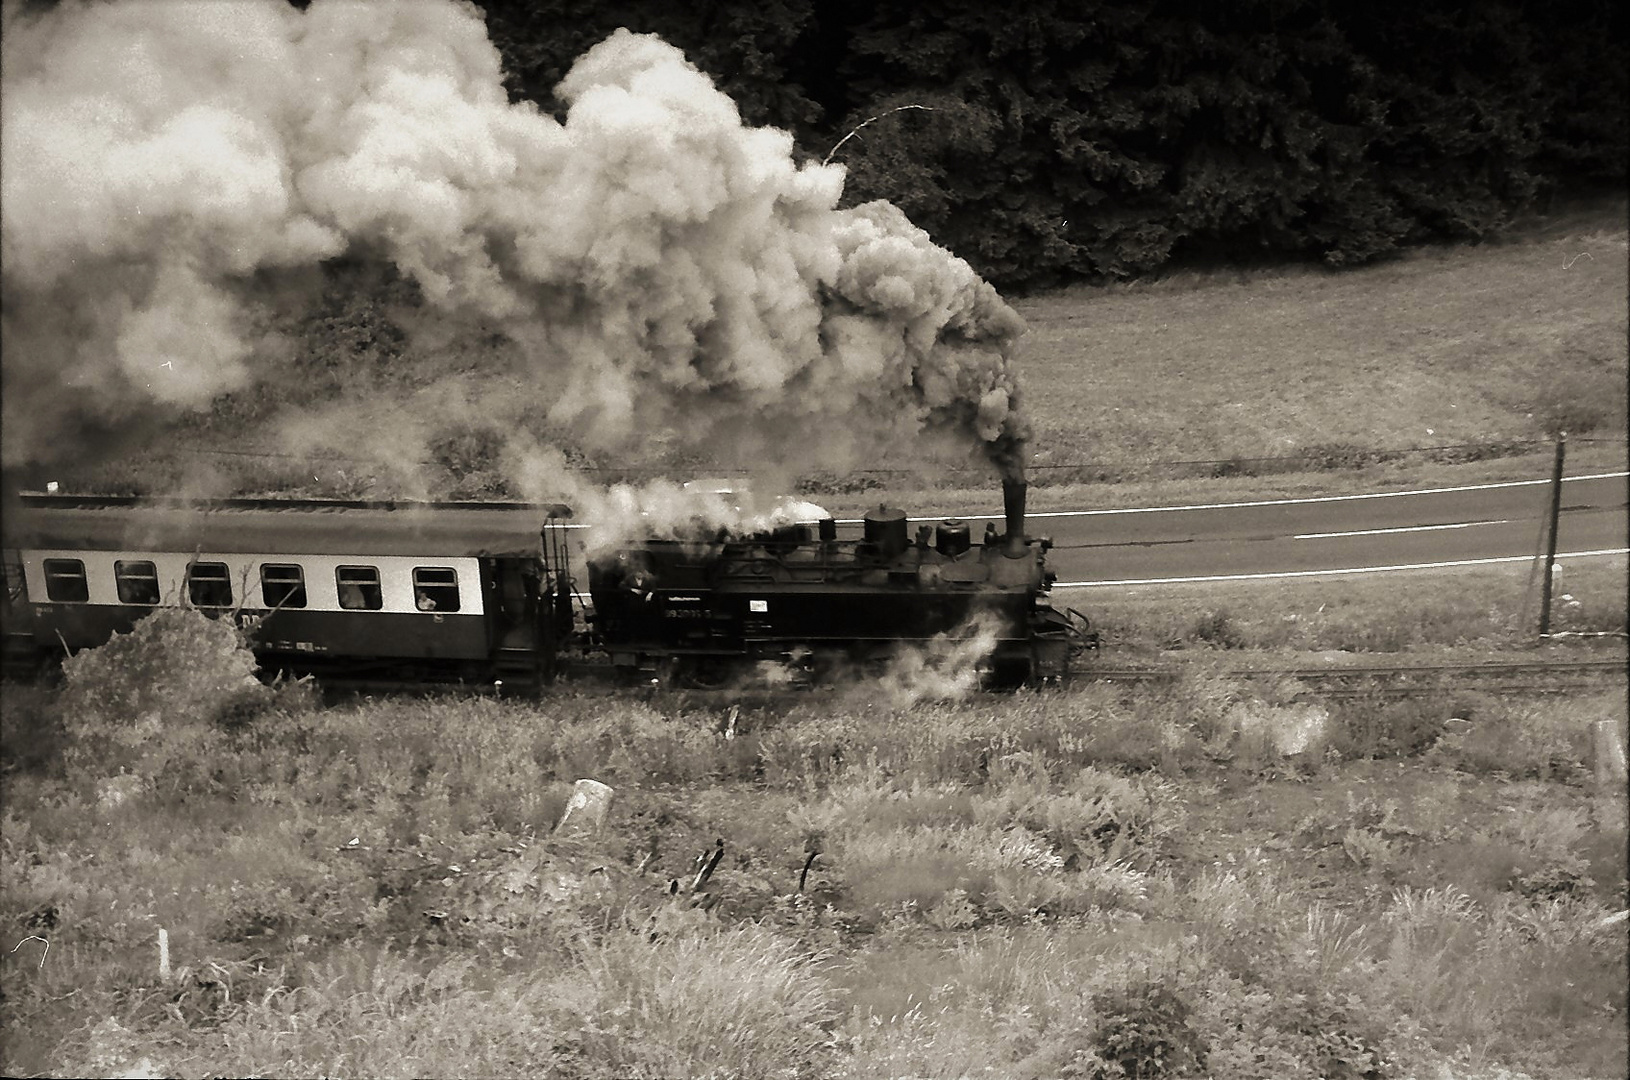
[1,612,1626,1079]
[1010,198,1628,483]
[1072,553,1629,656]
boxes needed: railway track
[1081,658,1627,698]
[254,657,1630,703]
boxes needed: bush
[1085,979,1209,1080]
[1186,610,1246,650]
[551,916,839,1079]
[1330,696,1448,759]
[134,918,838,1079]
[1424,693,1618,779]
[56,607,267,793]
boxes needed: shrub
[1186,609,1246,649]
[1085,979,1209,1079]
[56,607,267,794]
[1425,694,1616,779]
[1513,855,1596,901]
[1330,696,1447,759]
[830,822,1067,921]
[978,767,1188,870]
[1190,969,1397,1080]
[168,950,571,1077]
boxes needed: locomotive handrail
[716,557,781,581]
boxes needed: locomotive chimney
[1002,478,1027,558]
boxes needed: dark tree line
[480,0,1627,287]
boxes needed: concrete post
[1591,720,1627,787]
[557,778,614,832]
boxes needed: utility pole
[1538,433,1567,639]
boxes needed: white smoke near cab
[2,0,1028,518]
[570,477,831,559]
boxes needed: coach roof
[3,495,573,558]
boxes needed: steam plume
[1,1,1029,512]
[871,610,1007,708]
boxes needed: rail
[1079,658,1626,697]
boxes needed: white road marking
[1293,519,1511,540]
[1051,547,1629,588]
[833,470,1629,523]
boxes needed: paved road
[16,473,1623,594]
[933,472,1628,587]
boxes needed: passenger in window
[339,583,366,609]
[416,589,437,612]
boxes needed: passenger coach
[1,494,576,687]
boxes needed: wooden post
[1538,433,1566,639]
[158,928,170,982]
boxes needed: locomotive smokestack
[1002,477,1027,558]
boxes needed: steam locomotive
[1,481,1090,690]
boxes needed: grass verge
[1072,553,1628,655]
[2,610,1625,1078]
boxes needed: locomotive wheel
[676,656,736,689]
[985,658,1033,690]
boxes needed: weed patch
[3,661,1624,1078]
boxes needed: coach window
[336,565,382,611]
[43,559,88,603]
[412,567,460,613]
[260,564,307,609]
[115,560,160,605]
[186,562,234,609]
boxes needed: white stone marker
[558,779,614,832]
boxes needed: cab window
[260,564,307,609]
[186,562,233,609]
[336,566,382,611]
[115,560,160,605]
[43,559,88,603]
[412,566,460,612]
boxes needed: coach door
[484,557,547,686]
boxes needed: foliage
[3,659,1625,1077]
[479,0,825,133]
[1425,693,1619,779]
[1185,609,1246,649]
[55,607,267,791]
[1087,978,1209,1079]
[445,1,1630,289]
[549,916,839,1079]
[0,681,66,775]
[822,0,1623,286]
